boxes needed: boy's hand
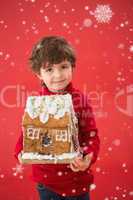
[70,152,93,172]
[18,152,23,164]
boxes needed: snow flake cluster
[12,164,24,179]
[90,4,114,23]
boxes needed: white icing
[22,152,78,160]
[54,109,66,119]
[25,94,74,123]
[47,101,57,115]
[39,112,49,123]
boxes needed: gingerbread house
[21,94,79,164]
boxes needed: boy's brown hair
[29,36,76,74]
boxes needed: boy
[14,36,100,200]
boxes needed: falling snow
[83,18,93,27]
[90,184,96,191]
[72,189,76,193]
[0,174,4,178]
[12,164,24,177]
[57,171,63,176]
[129,191,133,196]
[44,2,51,8]
[44,16,49,23]
[84,6,89,10]
[129,45,133,52]
[96,167,101,172]
[112,139,121,146]
[118,43,125,49]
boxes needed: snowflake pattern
[90,4,114,23]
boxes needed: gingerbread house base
[21,152,78,164]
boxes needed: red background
[0,0,133,200]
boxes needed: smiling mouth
[53,80,65,83]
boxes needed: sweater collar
[39,82,74,95]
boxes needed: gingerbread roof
[22,94,77,128]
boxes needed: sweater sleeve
[78,95,100,167]
[14,130,23,161]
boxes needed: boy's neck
[48,88,65,93]
[41,82,73,94]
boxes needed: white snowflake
[12,164,24,176]
[104,198,109,200]
[129,191,133,196]
[20,8,24,12]
[72,189,76,193]
[84,6,89,10]
[83,18,93,27]
[112,139,121,146]
[115,186,120,191]
[0,51,3,56]
[90,184,96,191]
[90,4,114,23]
[0,174,4,179]
[55,9,60,13]
[16,36,20,40]
[96,167,101,172]
[44,16,49,23]
[82,187,87,191]
[5,54,10,60]
[71,8,75,12]
[122,194,126,198]
[122,163,126,168]
[44,2,50,8]
[40,9,44,13]
[118,43,125,49]
[120,23,124,27]
[57,171,63,176]
[0,20,4,24]
[124,169,128,173]
[108,147,112,151]
[129,45,133,52]
[22,20,26,25]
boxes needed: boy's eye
[61,65,69,69]
[45,68,53,72]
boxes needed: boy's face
[38,60,73,92]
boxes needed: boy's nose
[53,69,62,78]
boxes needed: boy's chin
[50,87,64,91]
[49,85,66,92]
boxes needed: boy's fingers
[18,152,23,164]
[70,153,93,172]
[70,163,79,172]
[74,158,83,167]
[72,159,80,168]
